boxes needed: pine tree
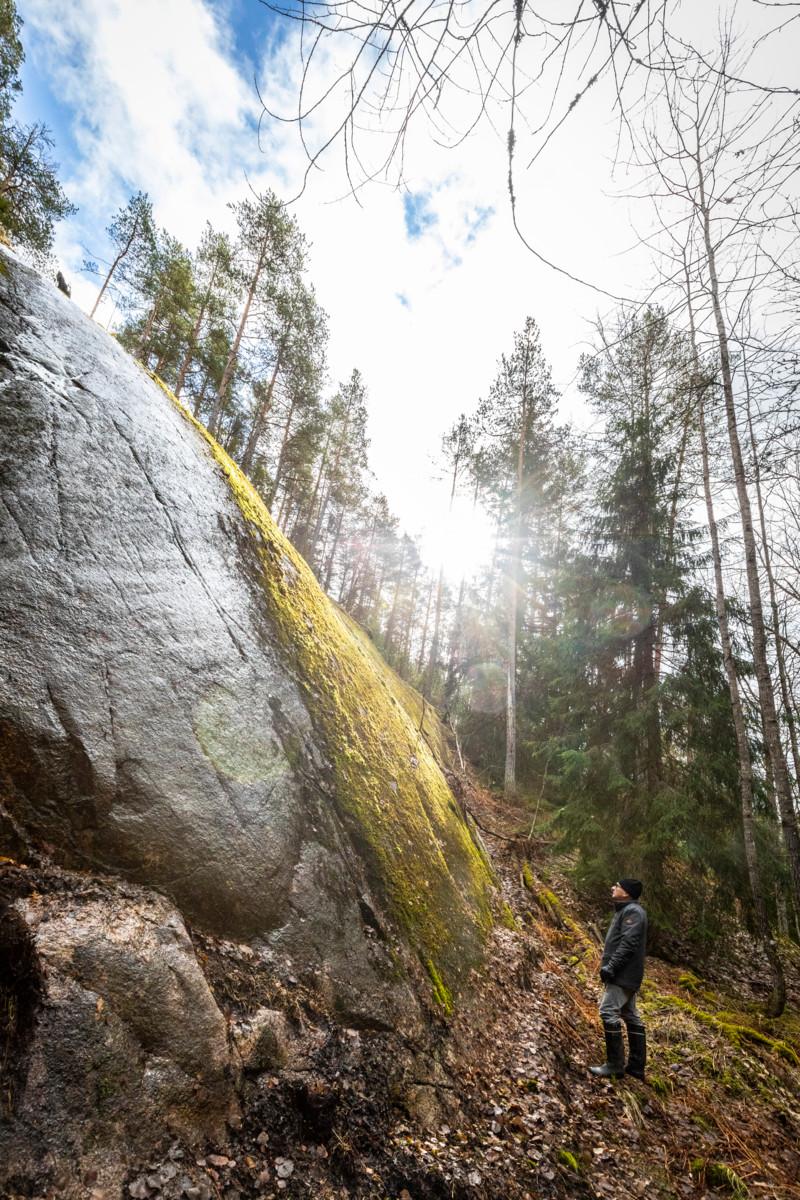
[86,192,155,320]
[475,317,559,796]
[0,0,74,260]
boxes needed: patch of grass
[651,994,800,1066]
[648,1073,673,1098]
[690,1158,749,1198]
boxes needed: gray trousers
[599,983,644,1030]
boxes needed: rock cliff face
[0,250,493,1193]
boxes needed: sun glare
[421,497,495,584]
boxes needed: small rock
[467,1171,482,1187]
[275,1158,294,1179]
[256,1130,270,1147]
[207,1154,231,1168]
[128,1180,151,1199]
[182,1183,212,1200]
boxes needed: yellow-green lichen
[521,862,535,891]
[148,372,495,1001]
[500,901,517,930]
[426,958,454,1017]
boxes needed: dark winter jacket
[601,900,647,992]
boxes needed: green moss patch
[557,1148,580,1172]
[536,888,567,928]
[691,1158,749,1197]
[425,958,454,1017]
[650,994,799,1066]
[152,373,494,1001]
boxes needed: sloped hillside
[1,251,798,1200]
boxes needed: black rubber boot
[625,1023,646,1080]
[589,1022,625,1078]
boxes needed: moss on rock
[150,373,494,1002]
[536,888,567,928]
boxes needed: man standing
[589,878,647,1081]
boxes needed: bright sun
[421,497,496,584]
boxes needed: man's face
[611,882,630,901]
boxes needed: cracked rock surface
[0,250,420,1026]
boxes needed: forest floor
[128,771,800,1200]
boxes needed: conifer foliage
[0,0,74,260]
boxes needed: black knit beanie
[617,878,643,900]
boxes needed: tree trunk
[743,369,800,795]
[505,377,529,798]
[400,563,420,668]
[654,402,691,681]
[268,395,297,507]
[696,144,800,908]
[89,214,142,320]
[384,543,407,656]
[192,369,211,418]
[135,297,161,361]
[689,266,785,1016]
[208,235,268,436]
[323,508,345,592]
[241,331,289,476]
[174,254,222,398]
[445,576,467,704]
[425,566,445,701]
[417,580,434,674]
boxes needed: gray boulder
[0,250,493,1031]
[0,879,237,1195]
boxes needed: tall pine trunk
[696,142,800,907]
[688,273,785,1014]
[241,331,289,476]
[90,216,142,320]
[174,254,222,398]
[743,372,800,794]
[208,236,268,437]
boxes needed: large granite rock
[0,248,493,1028]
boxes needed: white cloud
[24,0,793,558]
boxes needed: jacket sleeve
[607,906,645,974]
